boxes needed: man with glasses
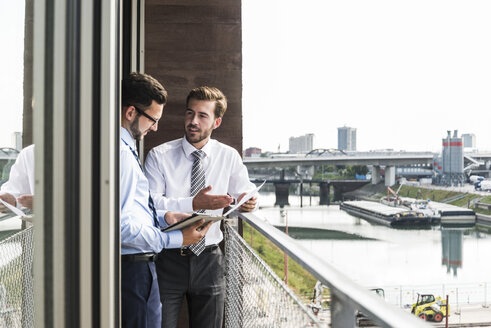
[120,73,211,328]
[144,86,257,328]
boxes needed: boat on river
[380,186,440,224]
[381,194,475,227]
[340,200,431,227]
[381,196,440,224]
[427,202,475,227]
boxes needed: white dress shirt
[145,137,257,246]
[120,127,182,254]
[1,144,35,205]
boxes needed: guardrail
[475,202,491,211]
[0,211,436,327]
[235,212,431,327]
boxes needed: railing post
[299,181,303,208]
[484,282,487,308]
[456,288,460,314]
[331,292,356,328]
[309,181,312,206]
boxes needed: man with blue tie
[120,73,210,328]
[145,86,258,327]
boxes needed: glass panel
[0,1,31,219]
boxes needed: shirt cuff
[164,230,183,249]
[179,197,195,212]
[158,210,169,227]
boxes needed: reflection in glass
[0,145,34,223]
[0,148,20,186]
[441,228,463,276]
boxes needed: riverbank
[242,221,318,297]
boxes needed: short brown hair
[122,72,168,110]
[186,86,227,119]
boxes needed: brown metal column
[144,2,243,327]
[144,0,243,156]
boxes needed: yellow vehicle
[411,294,448,322]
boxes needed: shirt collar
[181,137,213,160]
[121,127,136,150]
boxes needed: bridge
[245,151,435,186]
[251,178,369,206]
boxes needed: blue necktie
[124,141,160,228]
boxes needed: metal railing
[231,212,431,328]
[0,222,34,328]
[0,212,436,327]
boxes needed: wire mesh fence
[0,225,34,328]
[223,220,323,328]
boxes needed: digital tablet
[161,213,225,232]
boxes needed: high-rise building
[461,133,476,148]
[289,134,314,153]
[338,126,356,151]
[11,132,22,151]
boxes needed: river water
[256,192,491,306]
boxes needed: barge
[340,200,431,227]
[427,202,475,227]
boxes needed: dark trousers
[156,247,225,328]
[122,261,162,328]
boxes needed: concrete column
[274,183,290,207]
[333,186,344,201]
[372,165,381,184]
[385,166,396,186]
[319,182,330,205]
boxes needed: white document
[223,180,266,216]
[0,198,26,217]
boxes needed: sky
[1,1,490,153]
[242,0,491,153]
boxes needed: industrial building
[244,147,262,157]
[434,130,466,186]
[338,126,357,151]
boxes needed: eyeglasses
[133,105,158,126]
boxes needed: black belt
[165,245,218,257]
[122,253,158,262]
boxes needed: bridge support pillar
[372,165,381,184]
[385,166,396,186]
[333,186,344,202]
[274,183,290,207]
[319,182,330,205]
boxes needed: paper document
[0,198,26,217]
[223,180,266,216]
[161,180,266,232]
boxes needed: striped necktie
[188,149,206,255]
[126,143,159,228]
